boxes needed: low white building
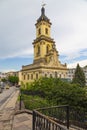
[0,72,7,79]
[67,68,75,81]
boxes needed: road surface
[0,86,17,110]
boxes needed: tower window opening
[38,28,41,35]
[45,28,48,34]
[37,45,40,55]
[46,45,50,54]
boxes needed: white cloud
[67,59,87,68]
[2,69,16,73]
[0,0,87,68]
[0,0,35,59]
[50,0,87,60]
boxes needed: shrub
[22,95,51,110]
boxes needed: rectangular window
[27,74,29,80]
[45,28,48,34]
[24,75,25,80]
[45,74,47,77]
[31,74,33,80]
[55,72,57,78]
[36,73,38,79]
[50,74,52,78]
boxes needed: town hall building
[21,6,67,84]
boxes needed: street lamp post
[19,85,22,110]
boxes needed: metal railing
[19,89,87,129]
[33,105,69,130]
[69,109,87,129]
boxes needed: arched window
[37,45,40,55]
[55,72,57,78]
[38,28,41,35]
[46,45,50,54]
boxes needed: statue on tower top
[42,0,46,7]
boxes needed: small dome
[37,7,51,24]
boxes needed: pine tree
[72,64,86,87]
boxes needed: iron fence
[19,89,87,129]
[69,108,87,129]
[33,105,69,130]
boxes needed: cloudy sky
[0,0,87,72]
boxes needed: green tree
[8,76,19,85]
[72,64,86,87]
[1,78,7,82]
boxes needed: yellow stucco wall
[21,67,67,85]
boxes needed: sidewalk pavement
[12,112,32,130]
[0,89,32,130]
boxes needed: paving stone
[17,116,29,122]
[4,125,12,130]
[12,113,32,130]
[0,90,19,130]
[0,122,4,130]
[13,124,30,130]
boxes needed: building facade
[67,68,75,81]
[0,72,7,80]
[6,71,19,77]
[21,6,67,84]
